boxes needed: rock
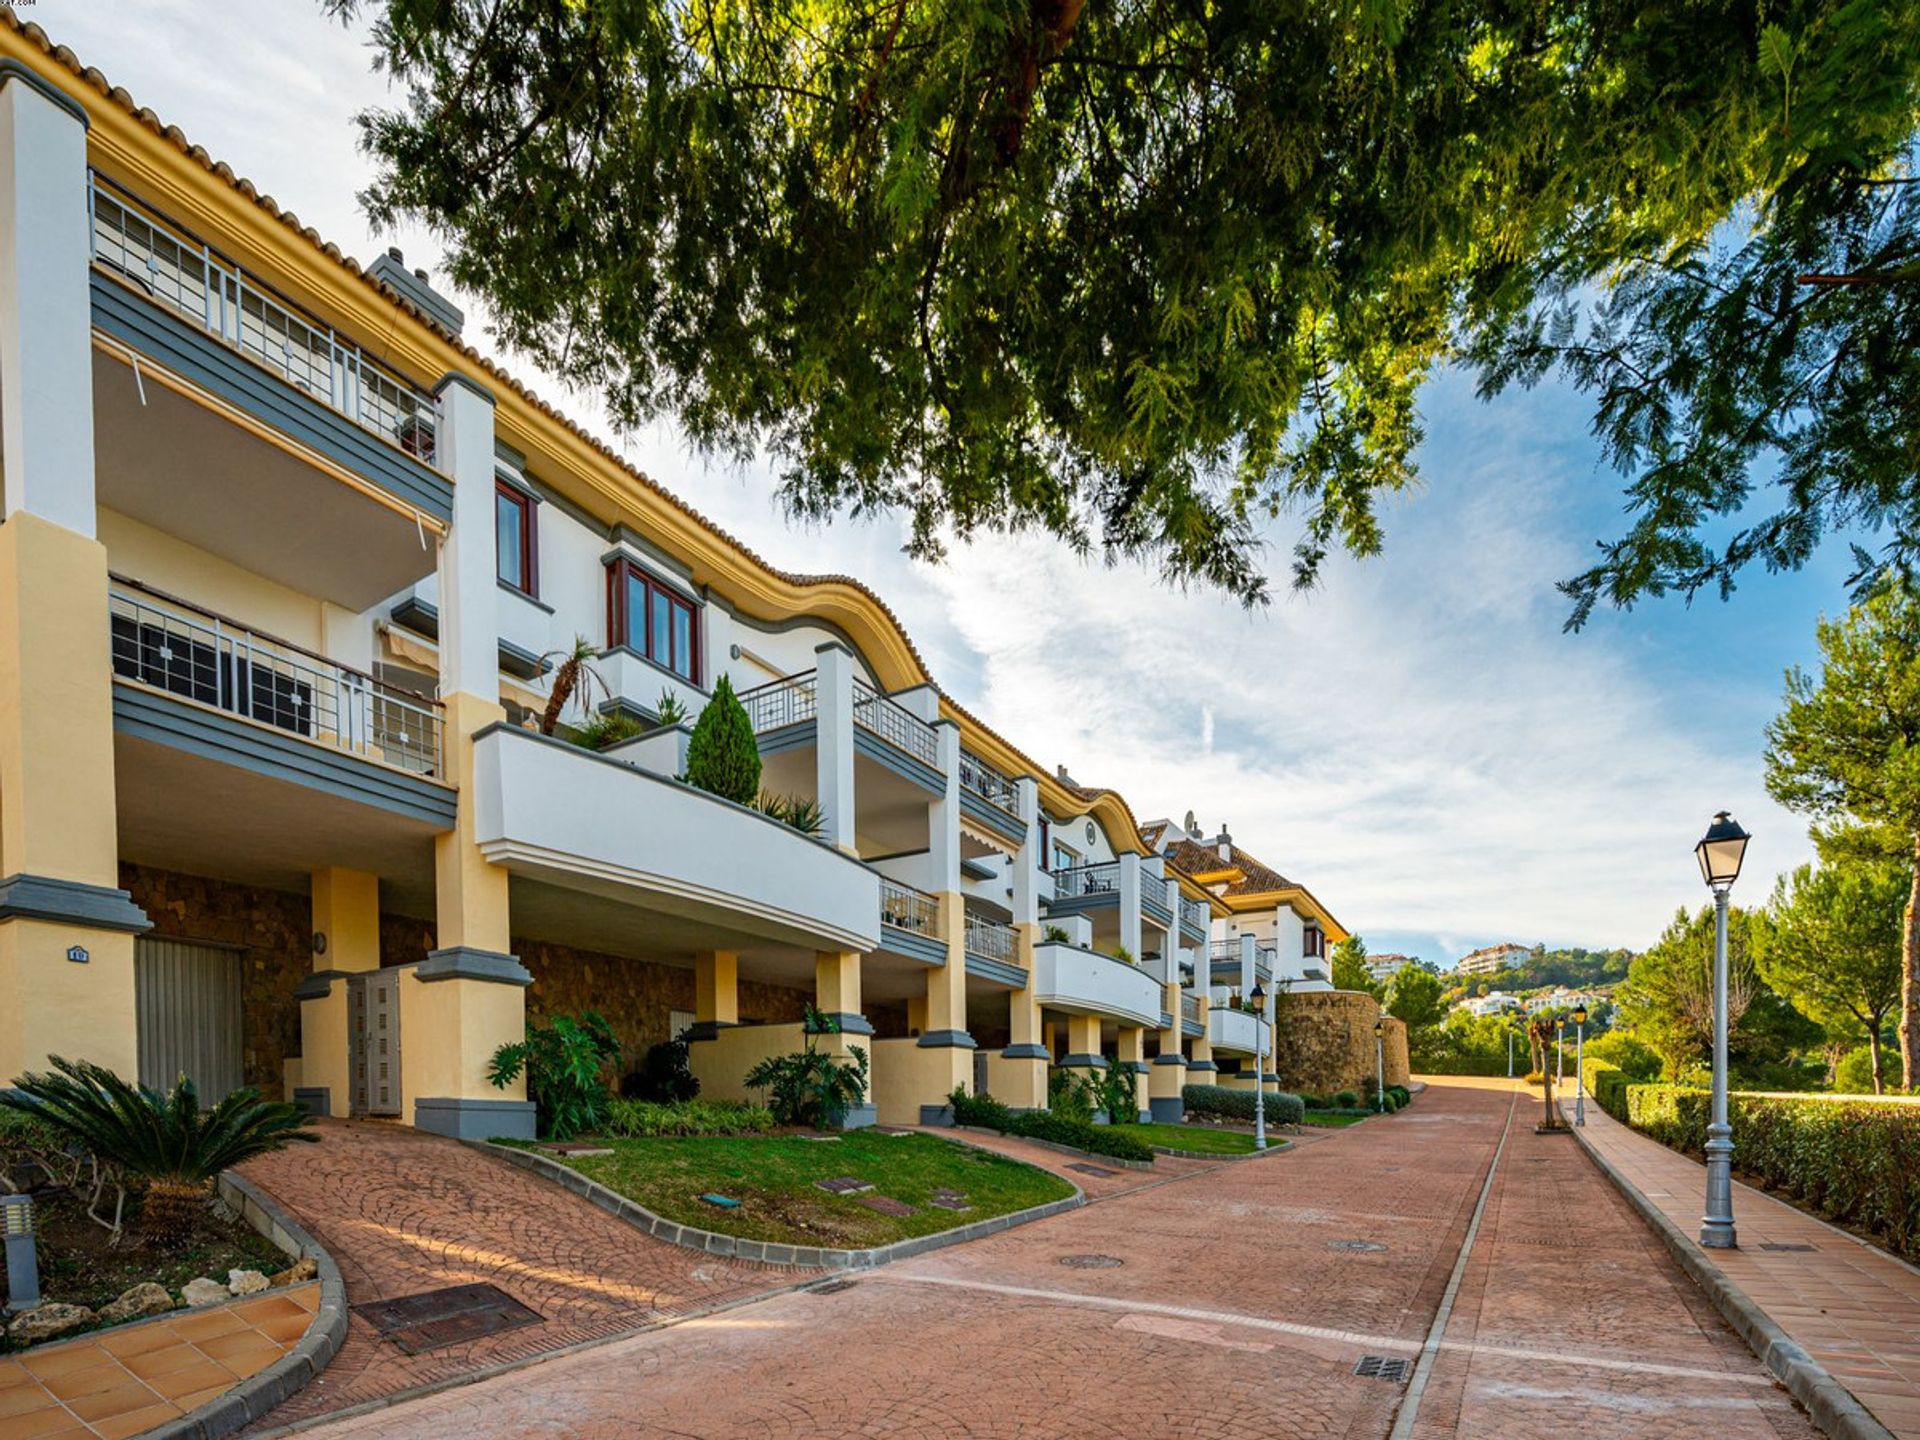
[269,1258,317,1287]
[227,1269,270,1296]
[181,1277,229,1307]
[98,1283,175,1324]
[7,1303,94,1343]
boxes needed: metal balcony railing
[1181,993,1202,1026]
[1179,896,1210,935]
[110,579,443,777]
[879,878,941,938]
[1050,861,1121,900]
[740,671,818,733]
[964,911,1016,963]
[1255,943,1276,978]
[1208,938,1245,963]
[958,749,1019,817]
[88,174,438,464]
[851,678,939,768]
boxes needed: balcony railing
[1181,993,1202,1026]
[879,877,941,938]
[964,911,1016,963]
[88,174,438,464]
[740,671,818,733]
[851,678,939,768]
[1255,943,1276,977]
[958,749,1019,817]
[1208,938,1245,963]
[1179,896,1210,935]
[110,579,443,776]
[1051,861,1121,900]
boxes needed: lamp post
[1556,1018,1566,1096]
[1373,1015,1386,1112]
[1696,810,1751,1250]
[1250,978,1268,1151]
[1507,1014,1515,1078]
[1572,1003,1588,1127]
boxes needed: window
[607,556,700,683]
[495,481,537,595]
[1052,841,1078,873]
[1303,925,1325,959]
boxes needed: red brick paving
[235,1120,807,1430]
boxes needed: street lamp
[1556,1018,1566,1097]
[1695,810,1751,1250]
[1572,1003,1589,1127]
[1373,1015,1386,1112]
[1250,978,1268,1151]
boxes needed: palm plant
[1,1058,317,1242]
[538,636,611,736]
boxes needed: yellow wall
[870,1036,969,1127]
[0,922,137,1082]
[687,1022,808,1103]
[98,507,327,653]
[398,966,527,1105]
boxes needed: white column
[1238,934,1257,995]
[433,375,499,704]
[1011,777,1041,927]
[929,721,961,892]
[0,75,94,535]
[814,642,857,852]
[1118,852,1143,959]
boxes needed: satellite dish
[1183,810,1197,835]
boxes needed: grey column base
[0,873,151,934]
[292,1087,331,1119]
[1123,1060,1150,1075]
[1149,1097,1185,1123]
[919,1104,955,1127]
[415,947,532,986]
[820,1012,875,1036]
[1001,1044,1050,1060]
[1153,1054,1187,1067]
[1187,1059,1218,1073]
[1136,1110,1152,1124]
[838,1102,877,1131]
[915,1029,976,1048]
[413,1097,538,1140]
[1061,1053,1107,1069]
[294,969,355,1001]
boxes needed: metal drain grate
[352,1283,542,1355]
[1760,1242,1817,1253]
[809,1279,860,1295]
[1329,1239,1387,1252]
[1354,1355,1411,1383]
[1059,1253,1125,1269]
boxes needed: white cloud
[39,0,1822,962]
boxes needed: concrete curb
[947,1124,1156,1171]
[1150,1136,1295,1161]
[141,1171,349,1440]
[469,1140,1086,1273]
[1570,1120,1896,1440]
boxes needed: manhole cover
[1760,1242,1817,1253]
[1065,1163,1118,1178]
[1059,1253,1125,1269]
[1330,1239,1387,1253]
[352,1283,541,1355]
[814,1176,874,1195]
[1354,1355,1411,1382]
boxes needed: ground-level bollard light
[1373,1016,1386,1112]
[1696,810,1751,1250]
[1573,1003,1589,1127]
[3,1193,38,1313]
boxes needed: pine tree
[683,676,762,806]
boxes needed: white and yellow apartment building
[0,21,1351,1137]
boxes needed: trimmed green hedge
[948,1089,1154,1163]
[1182,1083,1305,1126]
[1413,1055,1511,1077]
[1581,1058,1632,1121]
[603,1098,774,1137]
[1624,1084,1920,1262]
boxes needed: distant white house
[1453,942,1533,977]
[1364,953,1418,984]
[1456,991,1523,1017]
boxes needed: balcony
[87,176,450,608]
[1179,895,1211,943]
[741,671,818,740]
[1031,941,1163,1029]
[1050,861,1120,906]
[1181,993,1204,1037]
[472,726,880,954]
[853,678,939,771]
[875,878,946,966]
[958,750,1025,847]
[1207,1004,1267,1057]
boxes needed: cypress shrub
[684,676,762,804]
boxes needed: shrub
[603,1099,774,1137]
[950,1087,1154,1162]
[1,1058,316,1242]
[743,1008,869,1128]
[489,1010,622,1140]
[756,791,826,836]
[1048,1067,1097,1124]
[1091,1061,1139,1124]
[1625,1084,1920,1262]
[1522,1071,1545,1087]
[1182,1083,1305,1127]
[948,1088,1016,1130]
[1835,1046,1884,1095]
[683,675,762,804]
[1585,1030,1661,1081]
[1042,924,1071,944]
[1388,1085,1411,1107]
[572,710,645,751]
[653,689,689,726]
[621,1038,700,1104]
[1297,1092,1326,1109]
[1582,1058,1633,1120]
[1334,1090,1359,1108]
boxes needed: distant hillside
[1446,945,1633,996]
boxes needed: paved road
[291,1080,1817,1439]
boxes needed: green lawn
[544,1132,1074,1248]
[1301,1109,1373,1128]
[1128,1122,1264,1154]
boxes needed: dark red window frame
[606,556,701,684]
[1303,925,1325,959]
[495,480,538,597]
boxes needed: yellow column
[0,513,147,1084]
[812,950,876,1127]
[1058,1012,1106,1113]
[695,949,738,1026]
[297,867,381,1118]
[1188,994,1217,1082]
[1149,979,1188,1121]
[896,894,974,1125]
[1116,1025,1149,1123]
[986,922,1049,1110]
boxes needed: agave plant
[0,1058,318,1242]
[538,636,611,736]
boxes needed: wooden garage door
[135,936,244,1099]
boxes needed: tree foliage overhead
[331,0,1920,614]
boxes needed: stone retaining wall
[1271,989,1410,1095]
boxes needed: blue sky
[37,0,1858,966]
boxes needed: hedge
[1581,1058,1632,1121]
[1412,1054,1512,1077]
[1182,1083,1305,1127]
[603,1098,775,1137]
[949,1089,1154,1163]
[1624,1084,1920,1263]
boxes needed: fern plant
[0,1058,317,1242]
